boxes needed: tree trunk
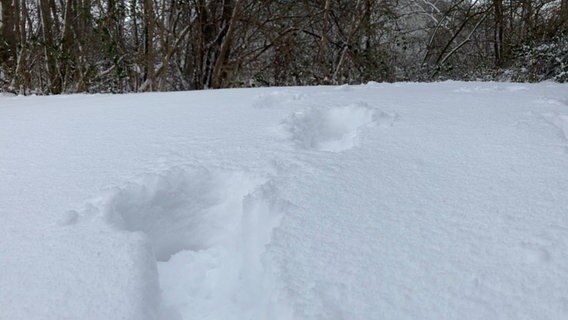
[521,0,533,39]
[494,0,504,67]
[1,0,18,69]
[39,0,62,93]
[562,0,568,31]
[210,0,243,89]
[60,0,75,90]
[143,0,155,91]
[332,0,363,84]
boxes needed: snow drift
[1,82,568,320]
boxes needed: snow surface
[1,82,568,320]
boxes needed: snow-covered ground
[1,82,567,320]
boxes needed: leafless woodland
[0,0,566,94]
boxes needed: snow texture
[1,82,568,320]
[281,102,395,152]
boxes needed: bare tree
[1,0,566,94]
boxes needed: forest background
[0,0,566,94]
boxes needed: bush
[503,36,568,83]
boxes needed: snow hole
[104,167,291,319]
[282,103,393,152]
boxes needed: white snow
[280,103,394,152]
[1,82,568,320]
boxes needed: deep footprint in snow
[281,102,395,152]
[103,167,292,319]
[105,168,260,260]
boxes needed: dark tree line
[0,0,566,94]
